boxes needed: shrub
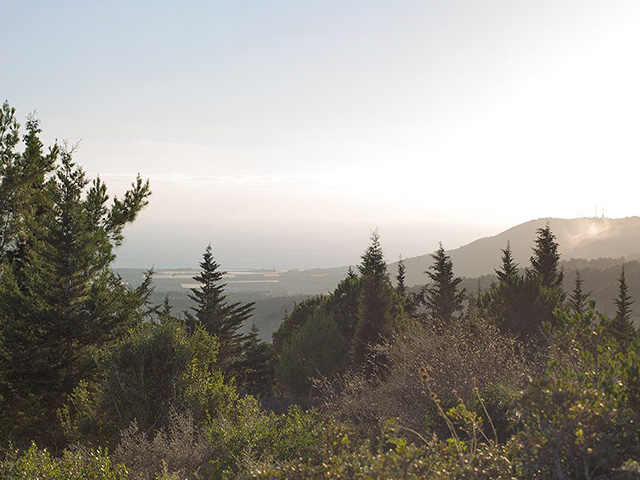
[61,318,237,447]
[206,396,327,478]
[319,318,532,442]
[114,411,209,480]
[275,307,349,396]
[0,444,127,479]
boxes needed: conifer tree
[0,113,152,447]
[568,270,590,316]
[350,231,404,365]
[0,107,57,264]
[610,265,636,346]
[188,245,254,374]
[325,267,361,345]
[424,243,465,323]
[396,256,407,298]
[530,224,564,289]
[238,324,274,398]
[495,241,518,283]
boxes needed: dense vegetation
[2,103,640,478]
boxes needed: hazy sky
[3,1,640,268]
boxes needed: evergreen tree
[495,241,518,283]
[568,270,590,316]
[325,269,361,345]
[238,324,274,398]
[358,230,387,282]
[188,245,254,374]
[396,256,407,298]
[272,295,326,357]
[0,104,57,262]
[478,272,564,339]
[424,243,465,323]
[530,224,564,289]
[0,115,152,448]
[350,231,404,365]
[276,307,349,396]
[346,265,357,280]
[610,265,636,346]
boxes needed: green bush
[61,318,237,447]
[0,444,127,479]
[206,396,327,478]
[275,307,349,396]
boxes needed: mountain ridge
[391,216,640,287]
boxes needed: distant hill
[392,217,640,287]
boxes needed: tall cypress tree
[396,256,407,298]
[0,116,152,448]
[188,245,254,374]
[530,224,564,289]
[568,270,590,316]
[350,231,404,365]
[495,241,518,284]
[610,265,636,346]
[238,324,274,398]
[424,243,465,323]
[325,267,361,345]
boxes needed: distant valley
[117,216,640,337]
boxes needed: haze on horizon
[3,1,640,269]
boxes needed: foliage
[0,103,56,261]
[324,267,361,344]
[275,307,348,396]
[319,318,531,442]
[422,243,465,323]
[207,397,327,479]
[271,295,326,356]
[272,269,361,396]
[568,269,590,316]
[187,245,254,376]
[114,411,210,480]
[530,224,565,289]
[0,444,127,479]
[257,411,517,479]
[495,241,518,283]
[477,271,565,338]
[0,107,151,448]
[238,324,274,398]
[395,256,407,298]
[528,306,640,478]
[61,317,237,448]
[351,231,406,365]
[610,265,636,347]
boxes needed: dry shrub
[114,410,211,480]
[318,318,537,441]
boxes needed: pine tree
[495,241,518,283]
[0,118,152,447]
[396,256,407,298]
[530,224,564,289]
[350,231,404,365]
[610,265,636,346]
[424,243,465,323]
[568,270,590,316]
[358,230,387,282]
[238,324,274,398]
[188,245,254,374]
[325,268,361,345]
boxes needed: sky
[3,1,640,269]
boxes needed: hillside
[393,217,640,287]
